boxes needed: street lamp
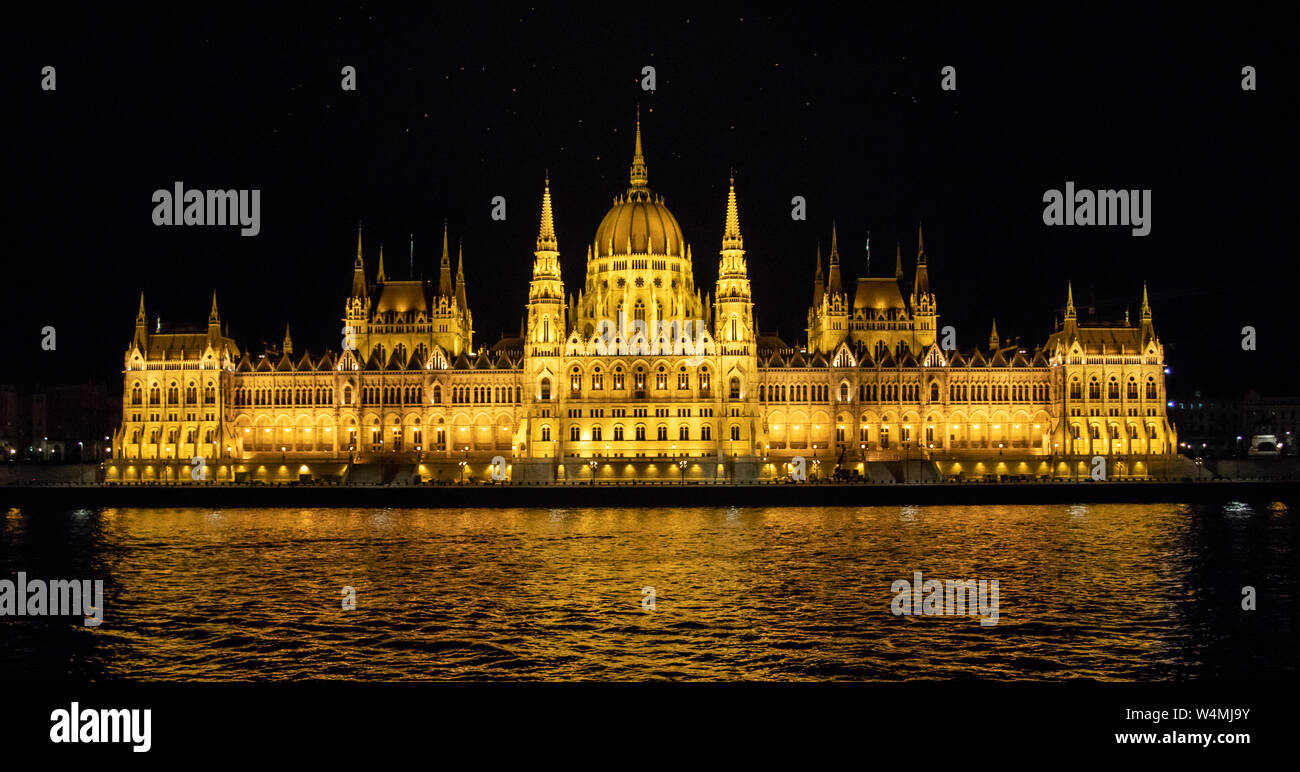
[459,451,468,484]
[678,456,687,485]
[589,459,598,486]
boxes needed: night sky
[8,7,1294,399]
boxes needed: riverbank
[3,479,1297,508]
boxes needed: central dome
[592,110,686,258]
[594,191,685,258]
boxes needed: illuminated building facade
[108,115,1178,483]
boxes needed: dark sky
[7,7,1294,399]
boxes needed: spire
[628,105,648,191]
[813,243,825,307]
[989,318,999,351]
[1065,282,1076,320]
[409,233,414,279]
[722,174,743,252]
[439,221,453,298]
[376,242,387,283]
[912,237,930,301]
[827,222,842,297]
[917,221,926,263]
[1140,282,1151,320]
[351,229,367,299]
[209,291,219,323]
[455,240,467,310]
[895,242,904,282]
[282,324,293,356]
[136,292,146,324]
[537,175,558,252]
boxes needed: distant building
[1169,390,1299,457]
[0,382,116,462]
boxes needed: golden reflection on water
[1,503,1293,681]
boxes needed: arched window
[656,425,668,441]
[1070,379,1082,400]
[635,425,646,441]
[634,300,646,322]
[540,377,552,400]
[701,425,712,441]
[656,366,667,390]
[840,383,850,402]
[131,384,142,405]
[541,425,551,442]
[592,425,602,441]
[730,424,740,441]
[1088,379,1100,400]
[432,384,441,404]
[592,367,603,390]
[729,376,741,399]
[1126,379,1138,399]
[570,425,581,441]
[1145,377,1157,399]
[571,367,582,392]
[614,425,624,441]
[679,425,689,441]
[1107,379,1119,399]
[930,382,940,402]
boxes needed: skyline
[9,8,1293,398]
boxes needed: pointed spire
[409,232,414,279]
[1140,281,1151,320]
[209,291,219,322]
[355,222,364,267]
[827,223,843,298]
[812,243,825,308]
[989,318,999,351]
[351,229,367,298]
[722,174,743,251]
[136,292,146,324]
[376,242,387,283]
[628,105,648,190]
[283,323,293,356]
[455,240,467,312]
[917,221,926,263]
[1065,282,1077,320]
[537,175,558,252]
[439,221,453,298]
[895,242,904,282]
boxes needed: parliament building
[107,115,1179,484]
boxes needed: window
[570,426,581,441]
[592,425,602,442]
[1070,380,1082,400]
[1108,379,1119,399]
[678,369,689,390]
[592,368,603,390]
[679,425,689,441]
[1088,379,1100,400]
[699,370,710,393]
[729,376,741,399]
[541,425,551,442]
[701,425,711,441]
[635,425,646,441]
[840,383,850,402]
[1146,377,1157,399]
[540,378,552,400]
[656,366,667,390]
[614,425,624,441]
[131,384,142,405]
[657,425,668,441]
[930,382,939,401]
[730,424,740,441]
[613,368,625,390]
[1127,379,1138,399]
